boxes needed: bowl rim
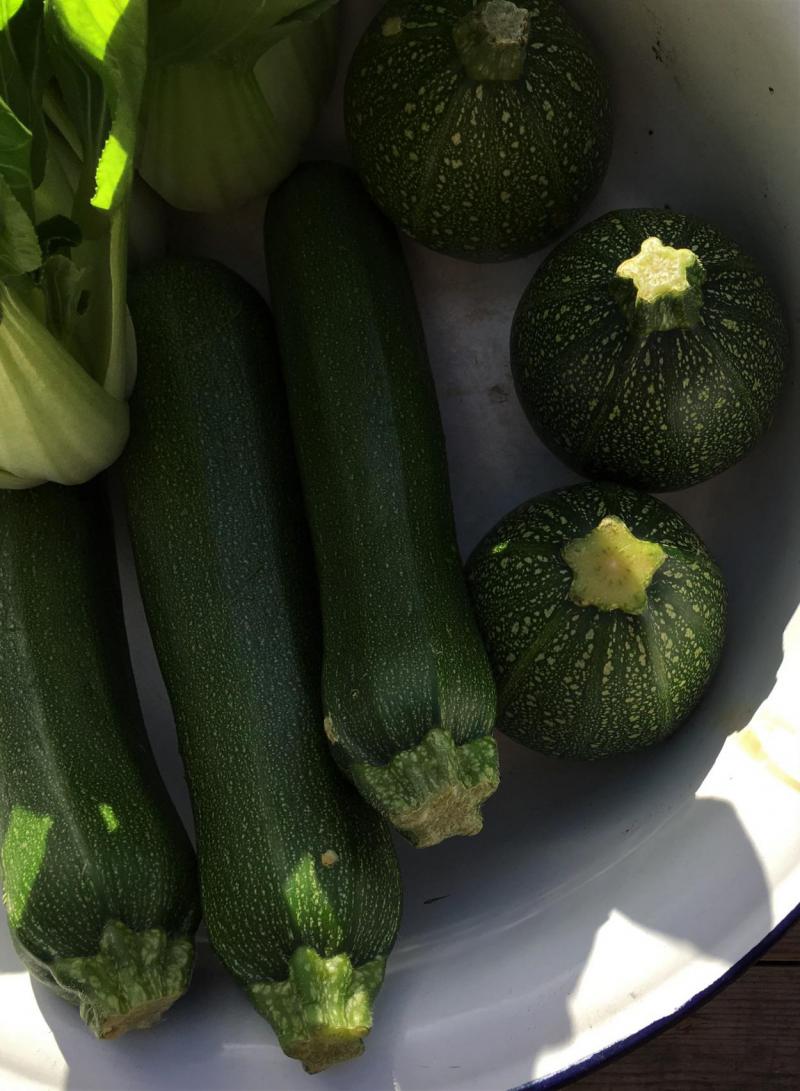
[508,900,800,1090]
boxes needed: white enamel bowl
[2,2,798,1088]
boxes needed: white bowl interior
[2,2,799,1089]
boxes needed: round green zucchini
[120,258,402,1073]
[466,482,727,759]
[265,162,499,848]
[511,208,789,490]
[344,0,612,261]
[0,483,199,1038]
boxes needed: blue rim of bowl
[508,899,800,1091]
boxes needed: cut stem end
[48,921,195,1039]
[564,515,666,614]
[97,993,181,1039]
[453,0,530,82]
[352,728,500,848]
[614,236,706,335]
[249,948,387,1074]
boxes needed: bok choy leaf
[0,0,145,488]
[137,0,338,213]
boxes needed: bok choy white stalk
[137,0,338,213]
[0,0,145,488]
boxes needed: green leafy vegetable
[0,176,40,275]
[0,0,146,488]
[137,0,339,212]
[46,0,146,210]
[0,99,34,208]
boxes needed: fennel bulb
[138,0,338,213]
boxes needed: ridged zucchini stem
[48,921,195,1039]
[248,948,387,1074]
[453,0,530,82]
[614,236,707,335]
[351,728,500,848]
[563,515,667,615]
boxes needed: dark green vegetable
[511,208,789,490]
[0,483,199,1038]
[467,482,727,759]
[265,161,499,848]
[120,258,402,1074]
[345,0,612,261]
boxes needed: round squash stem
[453,0,530,82]
[48,921,195,1038]
[350,727,500,848]
[564,516,667,615]
[248,948,387,1074]
[614,236,707,336]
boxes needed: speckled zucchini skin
[120,260,401,1009]
[345,0,612,261]
[0,483,199,1019]
[264,163,498,843]
[467,482,727,759]
[511,208,789,490]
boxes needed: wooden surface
[568,917,800,1090]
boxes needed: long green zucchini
[0,483,199,1038]
[264,161,499,848]
[120,258,402,1073]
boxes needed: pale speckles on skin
[344,0,612,260]
[0,481,201,981]
[121,255,403,987]
[511,208,788,490]
[264,159,497,843]
[466,482,726,759]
